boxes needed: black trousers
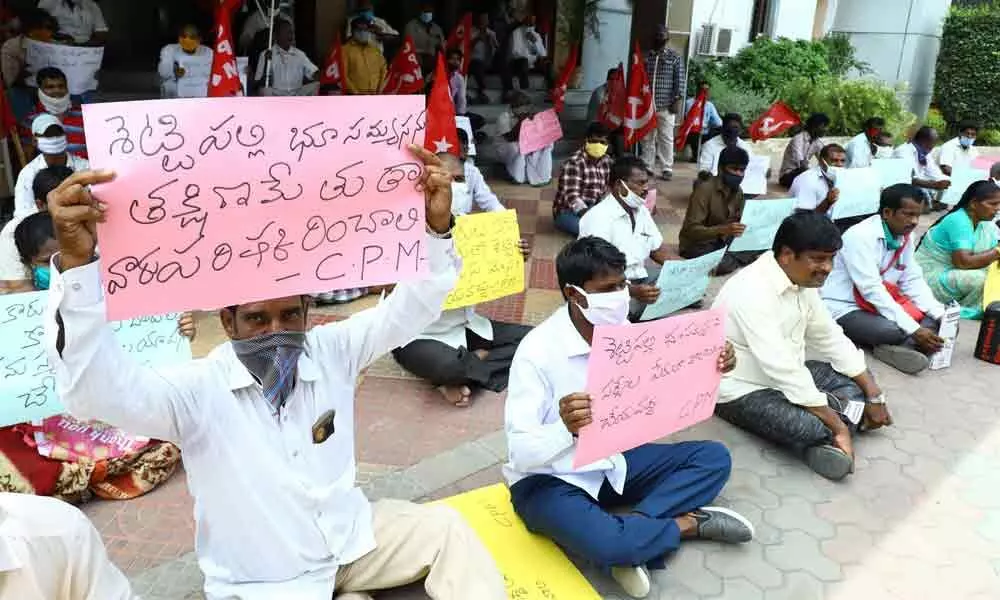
[679,240,763,276]
[838,310,941,349]
[503,57,553,93]
[392,321,532,392]
[779,167,807,189]
[469,59,489,94]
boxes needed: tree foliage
[934,3,1000,130]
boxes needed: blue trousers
[509,441,731,571]
[553,210,581,237]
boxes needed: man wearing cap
[13,113,88,220]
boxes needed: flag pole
[264,0,277,89]
[8,129,25,169]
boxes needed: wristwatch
[868,392,887,405]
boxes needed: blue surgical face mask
[420,12,433,23]
[32,265,50,290]
[959,136,975,149]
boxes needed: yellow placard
[443,210,525,310]
[439,483,600,600]
[985,263,1000,308]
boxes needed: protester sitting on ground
[404,3,445,77]
[874,131,895,159]
[158,23,212,99]
[779,113,829,188]
[21,67,86,159]
[1,8,56,119]
[821,184,946,374]
[697,112,751,181]
[553,122,613,236]
[894,126,951,211]
[0,492,137,598]
[342,16,386,95]
[504,14,551,96]
[254,19,319,97]
[579,156,677,322]
[393,151,532,408]
[44,148,506,599]
[713,212,892,481]
[844,117,885,169]
[503,236,753,599]
[38,0,108,45]
[680,146,763,275]
[790,143,870,232]
[915,180,1000,320]
[469,13,498,104]
[13,114,88,220]
[495,91,553,187]
[934,120,980,177]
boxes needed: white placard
[832,167,881,220]
[741,155,770,196]
[176,55,250,98]
[25,40,103,95]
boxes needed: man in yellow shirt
[342,16,386,95]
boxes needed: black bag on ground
[975,301,1000,365]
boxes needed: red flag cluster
[319,33,346,89]
[208,0,242,97]
[551,46,578,114]
[446,13,473,75]
[423,53,459,157]
[383,35,425,94]
[593,45,656,148]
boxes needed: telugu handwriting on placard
[443,209,525,310]
[83,96,428,320]
[0,291,192,427]
[574,309,726,468]
[25,40,103,95]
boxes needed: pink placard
[972,155,1000,170]
[644,188,657,212]
[518,109,563,155]
[574,308,725,468]
[83,96,427,320]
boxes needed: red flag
[598,63,625,129]
[551,45,578,114]
[446,13,473,75]
[383,35,425,95]
[423,53,459,156]
[623,44,656,148]
[675,88,706,152]
[749,101,801,141]
[208,0,243,97]
[319,33,346,89]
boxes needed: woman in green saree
[915,180,1000,319]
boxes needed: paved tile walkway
[77,160,1000,599]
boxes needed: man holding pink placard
[43,147,506,600]
[503,237,753,599]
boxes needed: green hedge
[934,3,1000,130]
[782,76,916,138]
[721,38,830,98]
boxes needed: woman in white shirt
[158,24,213,99]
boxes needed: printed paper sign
[872,158,913,189]
[575,308,726,467]
[83,96,428,320]
[832,167,881,220]
[0,291,191,427]
[930,302,961,370]
[25,40,103,95]
[644,188,657,212]
[444,210,524,309]
[941,167,989,206]
[176,55,249,98]
[741,155,770,196]
[455,116,476,157]
[640,249,725,321]
[439,484,600,600]
[518,109,563,155]
[728,197,795,252]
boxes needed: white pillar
[581,0,634,91]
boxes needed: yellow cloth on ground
[985,263,1000,308]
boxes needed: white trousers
[334,499,505,600]
[641,109,676,174]
[498,141,553,186]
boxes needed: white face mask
[874,146,894,159]
[569,285,630,326]
[450,181,471,211]
[38,90,71,115]
[618,180,645,210]
[824,164,843,183]
[37,135,67,155]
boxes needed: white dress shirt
[578,195,663,280]
[845,132,874,169]
[697,135,753,175]
[158,43,214,98]
[457,161,505,214]
[13,153,89,220]
[934,136,980,170]
[893,142,947,182]
[503,306,627,499]
[789,166,833,216]
[712,253,867,407]
[46,236,459,600]
[821,214,945,333]
[38,0,108,44]
[0,215,28,282]
[508,26,547,66]
[255,45,319,92]
[0,493,136,599]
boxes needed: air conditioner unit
[715,28,734,55]
[696,24,736,57]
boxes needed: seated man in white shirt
[822,184,946,374]
[579,156,675,321]
[0,492,136,599]
[935,120,980,177]
[696,113,751,182]
[13,113,88,220]
[505,236,753,599]
[0,164,72,293]
[844,117,885,169]
[43,148,505,600]
[393,149,532,408]
[158,23,213,98]
[893,126,951,210]
[254,19,320,96]
[790,143,870,233]
[713,212,892,481]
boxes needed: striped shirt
[645,47,685,111]
[21,104,88,159]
